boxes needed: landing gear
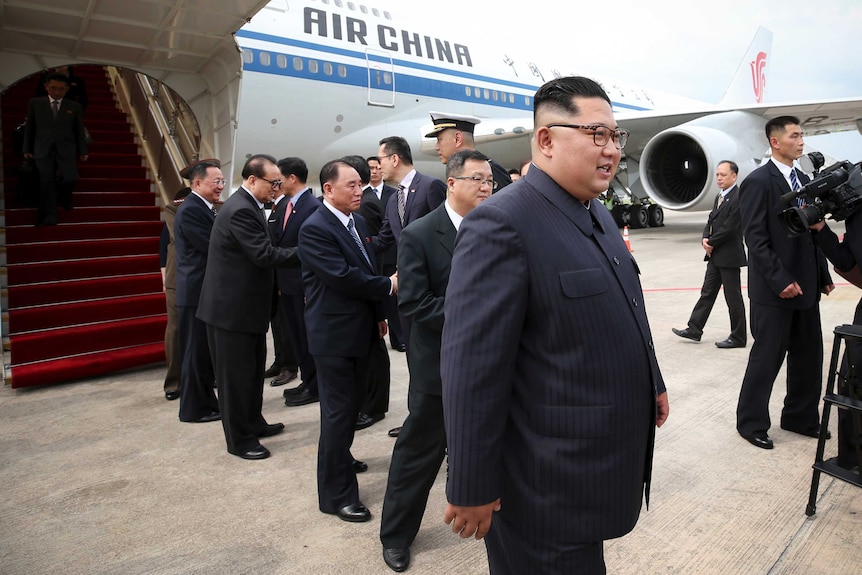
[648,204,664,227]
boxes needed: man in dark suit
[159,186,190,401]
[672,160,748,348]
[273,157,320,407]
[736,116,834,450]
[379,150,493,573]
[22,72,89,226]
[174,161,223,423]
[374,136,446,437]
[298,160,396,522]
[265,184,299,388]
[425,111,513,192]
[440,77,669,574]
[362,156,405,352]
[197,155,300,460]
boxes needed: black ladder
[806,324,862,516]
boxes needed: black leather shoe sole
[781,425,830,439]
[715,339,745,349]
[383,547,410,572]
[186,411,221,423]
[164,391,180,401]
[388,427,401,438]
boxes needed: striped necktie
[790,168,803,206]
[396,185,406,226]
[51,100,60,118]
[347,218,371,267]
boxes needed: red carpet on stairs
[2,65,167,388]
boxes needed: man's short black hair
[43,72,70,86]
[241,154,277,179]
[533,76,611,125]
[718,160,739,174]
[379,136,413,166]
[765,116,801,141]
[340,155,371,185]
[277,157,308,183]
[446,149,489,179]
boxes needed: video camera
[779,153,862,237]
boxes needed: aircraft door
[366,49,395,107]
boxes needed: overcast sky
[385,0,862,160]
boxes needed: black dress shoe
[270,369,299,387]
[391,343,407,352]
[233,445,271,460]
[781,425,831,439]
[284,388,319,406]
[383,547,410,572]
[258,422,285,437]
[333,502,371,522]
[672,327,702,342]
[740,431,774,449]
[189,411,221,423]
[715,338,745,349]
[352,459,368,473]
[165,390,180,401]
[264,363,282,378]
[282,384,305,397]
[388,426,402,438]
[356,412,384,430]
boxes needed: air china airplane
[231,0,862,225]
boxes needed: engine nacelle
[638,111,765,211]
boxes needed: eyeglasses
[453,175,498,190]
[208,178,226,186]
[545,124,630,149]
[378,154,395,161]
[259,176,283,189]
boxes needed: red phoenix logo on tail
[750,51,767,103]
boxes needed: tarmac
[1,210,860,575]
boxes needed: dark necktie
[397,185,406,226]
[347,219,371,267]
[210,206,217,217]
[51,100,60,118]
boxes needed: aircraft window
[524,96,531,106]
[372,8,379,16]
[309,60,319,73]
[347,2,355,9]
[324,62,333,75]
[293,57,304,71]
[492,91,499,101]
[242,50,253,64]
[260,52,271,67]
[509,94,515,103]
[338,64,347,78]
[276,54,287,68]
[465,87,471,97]
[334,0,343,7]
[383,11,392,19]
[383,72,392,85]
[483,89,490,100]
[360,5,368,13]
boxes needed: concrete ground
[1,210,860,574]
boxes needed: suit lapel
[435,205,456,256]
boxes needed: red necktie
[282,201,293,231]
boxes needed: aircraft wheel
[611,205,630,228]
[648,205,664,227]
[630,205,649,229]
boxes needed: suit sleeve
[181,207,213,256]
[441,203,527,506]
[298,220,392,300]
[813,223,856,272]
[708,199,741,248]
[227,207,299,268]
[427,179,446,212]
[397,224,444,334]
[739,174,795,294]
[372,212,396,255]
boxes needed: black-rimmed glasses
[545,124,630,149]
[260,176,283,189]
[453,175,497,190]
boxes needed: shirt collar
[444,200,463,231]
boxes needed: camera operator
[736,115,834,451]
[811,214,862,470]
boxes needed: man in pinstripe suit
[440,77,669,574]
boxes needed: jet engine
[638,111,765,211]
